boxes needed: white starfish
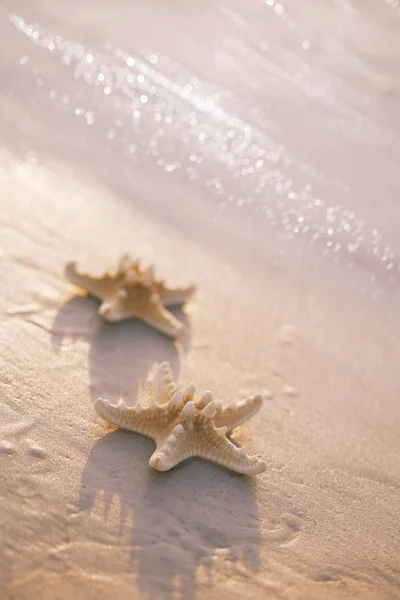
[95,362,266,475]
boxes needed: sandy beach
[1,1,400,598]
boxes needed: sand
[1,1,400,598]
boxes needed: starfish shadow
[78,430,262,600]
[51,294,191,403]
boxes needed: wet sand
[1,1,400,599]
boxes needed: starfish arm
[65,261,126,301]
[140,296,185,338]
[148,422,192,471]
[153,362,178,404]
[99,297,123,321]
[94,396,184,440]
[213,394,264,432]
[149,401,266,475]
[192,414,266,475]
[155,281,197,306]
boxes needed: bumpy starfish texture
[65,255,196,338]
[94,362,266,475]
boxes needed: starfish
[94,362,266,475]
[64,255,196,338]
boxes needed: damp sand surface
[1,1,400,599]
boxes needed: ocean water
[1,0,400,309]
[0,0,400,296]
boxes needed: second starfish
[65,255,196,338]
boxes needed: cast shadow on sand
[78,430,262,600]
[51,293,191,403]
[51,295,261,599]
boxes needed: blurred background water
[1,0,400,304]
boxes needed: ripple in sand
[0,440,15,455]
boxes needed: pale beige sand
[1,1,400,599]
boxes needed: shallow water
[2,0,400,302]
